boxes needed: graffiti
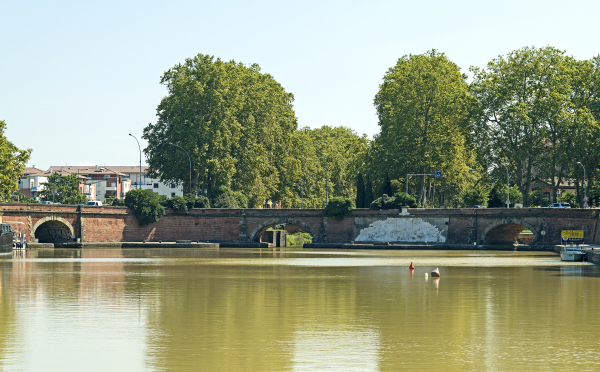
[47,228,72,242]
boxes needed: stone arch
[32,215,75,243]
[249,218,319,243]
[482,218,538,245]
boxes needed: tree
[364,174,374,207]
[324,196,354,220]
[143,54,297,207]
[278,126,369,208]
[125,189,165,226]
[469,46,598,206]
[356,173,365,208]
[382,175,393,198]
[0,120,31,201]
[371,50,475,207]
[39,173,87,205]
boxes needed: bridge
[1,204,599,247]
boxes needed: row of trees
[139,49,600,209]
[368,47,600,208]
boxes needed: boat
[560,246,585,262]
[7,222,26,249]
[0,223,14,254]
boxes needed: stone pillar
[239,210,248,242]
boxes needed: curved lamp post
[577,161,587,208]
[129,134,143,189]
[168,143,192,195]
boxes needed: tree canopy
[143,54,297,207]
[0,120,31,201]
[39,173,87,205]
[369,50,476,206]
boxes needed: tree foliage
[369,50,475,207]
[278,126,369,208]
[124,189,165,226]
[0,120,31,201]
[356,173,365,208]
[39,173,87,205]
[324,196,354,220]
[143,54,297,207]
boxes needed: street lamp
[167,142,192,195]
[469,169,485,207]
[129,134,143,189]
[577,161,587,208]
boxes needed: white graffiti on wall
[356,218,446,242]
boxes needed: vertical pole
[482,173,485,207]
[406,175,409,195]
[301,184,304,209]
[506,167,510,208]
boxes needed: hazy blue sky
[2,0,600,169]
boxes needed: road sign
[435,171,442,178]
[583,196,589,202]
[561,230,584,244]
[506,199,510,205]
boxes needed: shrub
[213,193,241,208]
[194,195,210,208]
[107,196,125,206]
[325,196,355,220]
[170,195,189,214]
[232,191,248,208]
[124,189,165,226]
[390,192,419,208]
[370,194,393,209]
[286,229,314,247]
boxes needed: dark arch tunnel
[35,220,73,243]
[484,223,535,245]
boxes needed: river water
[1,248,599,371]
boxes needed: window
[154,183,159,188]
[171,183,176,188]
[171,192,176,197]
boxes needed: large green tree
[0,120,31,201]
[277,126,369,208]
[370,50,475,207]
[39,173,87,205]
[470,46,599,205]
[143,54,297,207]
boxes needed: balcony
[105,186,117,191]
[31,186,44,192]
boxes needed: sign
[561,230,584,244]
[506,199,510,205]
[435,171,442,178]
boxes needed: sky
[2,0,600,170]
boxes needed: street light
[577,161,587,208]
[167,142,192,195]
[469,169,485,207]
[129,134,143,189]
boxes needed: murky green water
[1,248,599,371]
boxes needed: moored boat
[0,223,14,254]
[560,247,585,262]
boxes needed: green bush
[213,193,241,208]
[232,191,248,208]
[390,192,419,208]
[194,195,210,208]
[286,230,313,247]
[124,189,165,226]
[169,195,189,214]
[325,197,355,220]
[107,196,125,206]
[370,193,419,210]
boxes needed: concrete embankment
[304,243,557,251]
[27,242,270,249]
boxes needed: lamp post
[129,134,143,189]
[469,169,485,207]
[577,161,587,208]
[168,142,192,195]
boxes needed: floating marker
[409,262,414,269]
[431,268,440,277]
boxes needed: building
[47,165,184,201]
[17,166,97,201]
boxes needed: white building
[104,166,185,198]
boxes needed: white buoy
[431,268,440,277]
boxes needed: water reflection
[0,249,599,371]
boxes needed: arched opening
[249,219,317,247]
[35,220,73,243]
[483,220,537,246]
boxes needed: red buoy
[409,262,414,270]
